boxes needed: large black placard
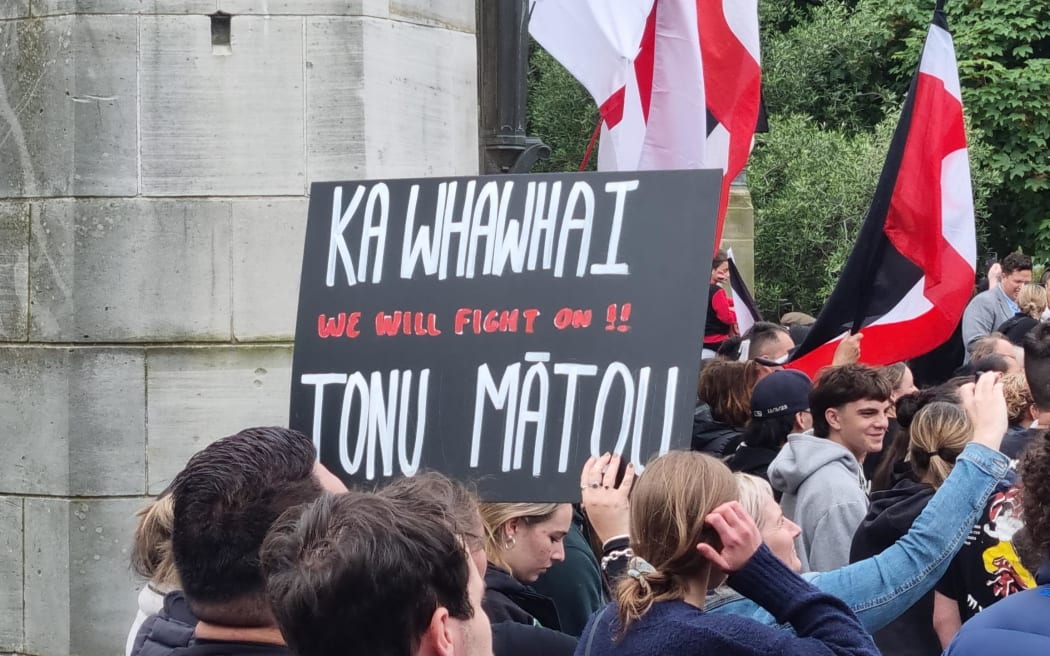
[290,170,720,501]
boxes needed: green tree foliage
[527,46,598,172]
[876,0,1050,255]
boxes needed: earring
[504,534,516,548]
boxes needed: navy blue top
[575,545,877,656]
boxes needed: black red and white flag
[528,0,761,252]
[727,248,762,337]
[788,4,976,378]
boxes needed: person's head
[810,365,893,460]
[1002,372,1037,427]
[882,362,918,403]
[1024,322,1050,413]
[262,492,491,656]
[479,502,572,583]
[710,251,729,285]
[616,451,737,630]
[169,427,329,627]
[780,312,816,328]
[379,472,486,577]
[130,493,180,592]
[1017,283,1047,320]
[971,354,1015,376]
[697,359,759,428]
[871,383,963,493]
[744,369,813,448]
[735,474,802,572]
[907,402,972,490]
[1000,253,1033,301]
[1019,431,1050,565]
[715,335,743,361]
[744,322,795,367]
[970,333,1020,372]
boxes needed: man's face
[711,262,729,285]
[1001,268,1032,300]
[450,555,493,656]
[825,398,890,461]
[753,330,795,374]
[993,339,1022,373]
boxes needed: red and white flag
[788,4,976,377]
[529,0,760,250]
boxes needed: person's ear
[421,606,455,656]
[505,517,520,540]
[825,407,843,432]
[793,411,808,432]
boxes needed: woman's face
[892,367,918,403]
[759,494,803,573]
[710,262,730,285]
[501,504,573,583]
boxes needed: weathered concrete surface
[306,16,478,181]
[146,345,293,494]
[140,15,306,196]
[29,199,233,342]
[0,497,23,653]
[0,1,30,20]
[0,201,29,341]
[215,0,475,30]
[31,1,216,15]
[23,497,144,656]
[0,16,74,198]
[71,16,139,196]
[231,198,308,341]
[0,347,146,496]
[0,16,138,198]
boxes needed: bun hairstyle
[130,493,180,590]
[908,401,972,489]
[615,451,737,633]
[1018,283,1047,320]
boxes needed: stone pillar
[723,184,756,292]
[0,3,478,655]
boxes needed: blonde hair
[615,451,737,632]
[1018,283,1047,319]
[1002,373,1035,426]
[130,494,180,591]
[478,502,562,571]
[908,402,972,489]
[734,473,775,531]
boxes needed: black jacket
[483,564,563,631]
[726,444,778,481]
[850,477,939,656]
[492,622,576,656]
[132,592,290,656]
[691,403,743,457]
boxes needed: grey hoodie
[768,431,869,573]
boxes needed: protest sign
[289,170,720,500]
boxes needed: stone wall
[0,2,478,654]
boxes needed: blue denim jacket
[706,442,1011,632]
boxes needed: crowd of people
[120,252,1050,656]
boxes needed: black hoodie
[850,477,940,656]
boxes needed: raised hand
[696,501,763,573]
[580,452,636,544]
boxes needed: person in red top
[704,251,738,357]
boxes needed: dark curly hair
[1019,429,1050,562]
